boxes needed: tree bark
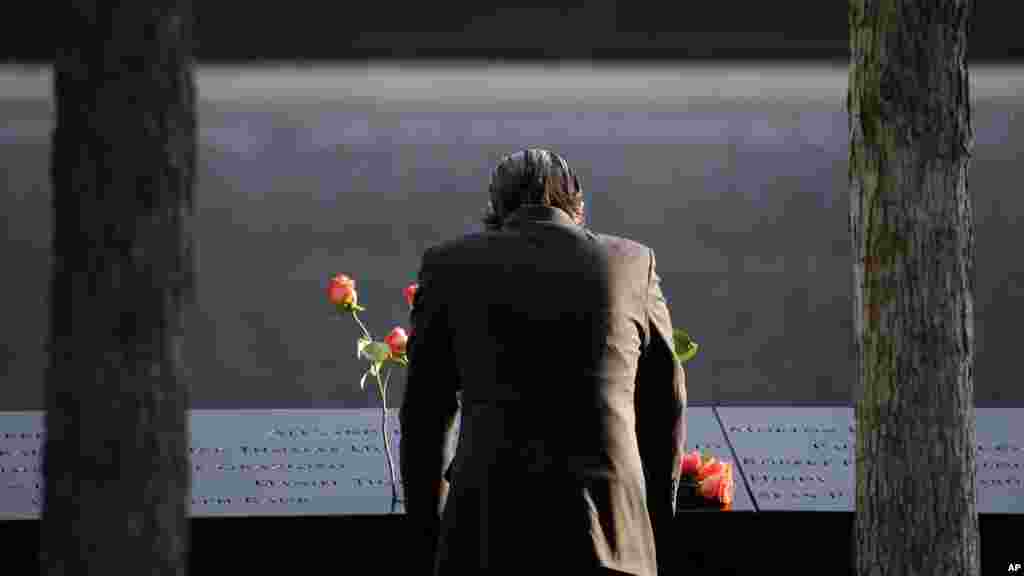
[849,1,979,575]
[40,3,195,575]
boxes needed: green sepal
[334,302,366,314]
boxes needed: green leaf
[362,342,391,364]
[673,328,691,353]
[357,337,372,359]
[676,342,699,363]
[673,328,699,364]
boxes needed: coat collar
[502,204,578,229]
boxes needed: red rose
[328,274,357,308]
[404,283,419,308]
[384,327,409,358]
[699,463,735,506]
[697,457,724,482]
[680,450,703,478]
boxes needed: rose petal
[697,458,724,481]
[384,327,409,357]
[330,274,355,288]
[404,284,419,308]
[680,450,703,477]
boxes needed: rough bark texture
[849,1,979,575]
[40,3,195,575]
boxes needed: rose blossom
[384,327,409,358]
[404,283,418,308]
[680,450,703,478]
[328,274,357,308]
[699,464,735,505]
[697,457,724,482]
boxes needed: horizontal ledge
[4,402,1024,416]
[2,64,1022,104]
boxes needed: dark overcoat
[400,205,686,576]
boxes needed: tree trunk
[40,3,195,575]
[849,1,979,575]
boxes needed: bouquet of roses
[671,328,732,510]
[327,273,418,509]
[677,449,736,510]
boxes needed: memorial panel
[0,412,44,519]
[717,406,855,512]
[4,406,1018,518]
[975,408,1024,514]
[189,410,404,516]
[0,410,405,519]
[718,407,1024,513]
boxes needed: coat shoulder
[425,232,483,255]
[593,232,652,259]
[419,232,490,268]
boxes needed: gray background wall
[2,65,1021,410]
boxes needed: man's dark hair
[481,148,583,230]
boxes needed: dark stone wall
[5,2,1024,62]
[0,513,1020,574]
[2,66,1021,410]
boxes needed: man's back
[401,205,686,576]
